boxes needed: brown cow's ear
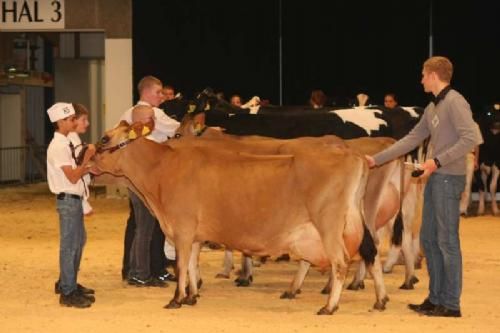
[141,125,151,136]
[128,122,143,139]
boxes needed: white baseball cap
[47,102,75,123]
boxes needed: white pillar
[103,38,133,198]
[104,38,133,130]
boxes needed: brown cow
[176,114,421,292]
[94,120,386,315]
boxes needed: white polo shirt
[47,132,85,196]
[120,101,180,143]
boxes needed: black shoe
[426,305,462,317]
[77,290,95,303]
[128,276,168,288]
[59,290,92,308]
[408,298,437,314]
[55,281,95,295]
[148,277,168,287]
[157,272,177,282]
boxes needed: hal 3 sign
[0,0,65,30]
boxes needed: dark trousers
[122,193,168,280]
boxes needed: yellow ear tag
[128,130,137,139]
[142,126,150,136]
[188,104,196,113]
[194,123,202,132]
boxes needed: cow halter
[97,139,133,154]
[97,125,151,153]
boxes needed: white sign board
[0,0,65,30]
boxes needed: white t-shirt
[47,132,85,196]
[120,101,180,143]
[67,132,93,214]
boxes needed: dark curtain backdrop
[133,0,499,110]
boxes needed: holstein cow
[195,88,422,140]
[175,114,423,293]
[459,109,500,216]
[477,109,500,216]
[94,120,389,315]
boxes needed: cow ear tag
[188,104,196,113]
[142,126,151,136]
[128,129,137,139]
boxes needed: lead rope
[69,141,89,198]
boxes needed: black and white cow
[477,107,500,216]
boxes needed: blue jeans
[421,173,465,310]
[56,196,86,295]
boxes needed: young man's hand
[365,155,376,168]
[420,158,438,178]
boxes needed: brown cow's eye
[100,136,110,144]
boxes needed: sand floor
[1,183,499,333]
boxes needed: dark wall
[133,0,499,110]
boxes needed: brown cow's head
[93,120,152,175]
[175,112,207,138]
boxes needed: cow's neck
[120,138,172,201]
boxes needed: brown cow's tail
[391,159,405,246]
[359,223,377,266]
[356,157,377,266]
[391,213,404,246]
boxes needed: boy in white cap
[46,102,96,308]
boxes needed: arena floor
[1,183,499,333]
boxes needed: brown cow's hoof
[373,296,389,311]
[400,276,419,290]
[320,285,331,295]
[235,275,253,287]
[280,291,296,299]
[215,273,230,279]
[317,305,338,315]
[296,288,301,294]
[182,295,197,306]
[346,280,365,291]
[399,283,414,290]
[164,299,182,309]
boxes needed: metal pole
[279,0,283,105]
[429,0,434,57]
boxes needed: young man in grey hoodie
[366,56,483,318]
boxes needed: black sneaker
[128,276,167,288]
[157,272,177,282]
[55,281,95,295]
[408,298,437,314]
[59,290,92,308]
[426,305,462,318]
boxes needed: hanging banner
[0,0,65,30]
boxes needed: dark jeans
[123,191,167,280]
[421,173,465,311]
[56,196,86,295]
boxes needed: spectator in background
[384,93,399,109]
[162,85,176,102]
[216,91,226,101]
[309,89,327,109]
[230,94,243,107]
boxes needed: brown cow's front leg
[280,260,310,299]
[164,237,193,309]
